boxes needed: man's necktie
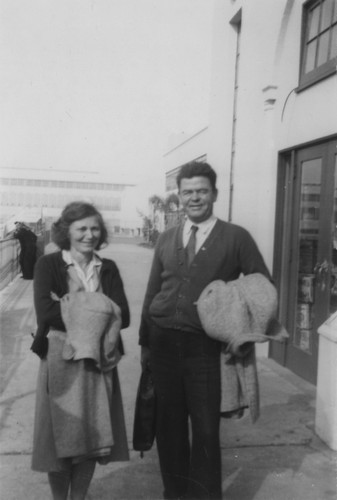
[186,225,198,267]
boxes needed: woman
[31,201,130,500]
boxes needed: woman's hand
[30,322,49,359]
[60,293,71,327]
[30,335,48,359]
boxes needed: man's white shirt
[183,215,218,254]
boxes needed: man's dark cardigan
[139,219,271,346]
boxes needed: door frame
[270,134,337,384]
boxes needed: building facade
[164,0,337,385]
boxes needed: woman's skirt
[31,331,129,472]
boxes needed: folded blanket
[61,291,122,371]
[197,273,288,356]
[197,273,288,421]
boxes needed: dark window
[299,0,337,90]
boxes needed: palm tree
[149,195,165,211]
[148,193,183,231]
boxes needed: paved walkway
[0,241,336,499]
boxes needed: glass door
[271,139,337,384]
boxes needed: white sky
[0,0,214,210]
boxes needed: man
[139,162,270,500]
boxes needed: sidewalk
[1,245,336,499]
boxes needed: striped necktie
[186,225,198,266]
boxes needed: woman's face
[68,216,102,255]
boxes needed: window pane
[296,157,321,354]
[331,25,337,57]
[333,0,337,22]
[317,31,330,65]
[308,4,320,39]
[305,40,317,72]
[321,0,334,31]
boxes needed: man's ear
[213,189,218,201]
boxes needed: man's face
[179,176,218,223]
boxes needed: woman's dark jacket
[32,251,130,356]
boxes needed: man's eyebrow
[182,188,208,193]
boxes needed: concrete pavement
[0,240,336,499]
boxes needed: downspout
[228,18,241,222]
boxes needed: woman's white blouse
[62,250,102,292]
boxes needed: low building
[0,167,142,239]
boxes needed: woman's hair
[51,201,108,250]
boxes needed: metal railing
[0,237,20,291]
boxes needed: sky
[0,0,214,211]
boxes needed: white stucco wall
[208,0,337,271]
[164,127,209,176]
[207,0,237,222]
[163,0,337,272]
[164,0,337,251]
[271,1,337,148]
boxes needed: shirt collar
[184,215,217,234]
[62,250,102,268]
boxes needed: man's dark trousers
[150,325,222,500]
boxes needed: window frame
[298,0,337,91]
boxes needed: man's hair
[51,201,108,250]
[176,161,217,191]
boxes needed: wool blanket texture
[60,291,122,371]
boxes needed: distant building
[163,0,337,386]
[0,167,142,238]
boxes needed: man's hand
[141,346,151,371]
